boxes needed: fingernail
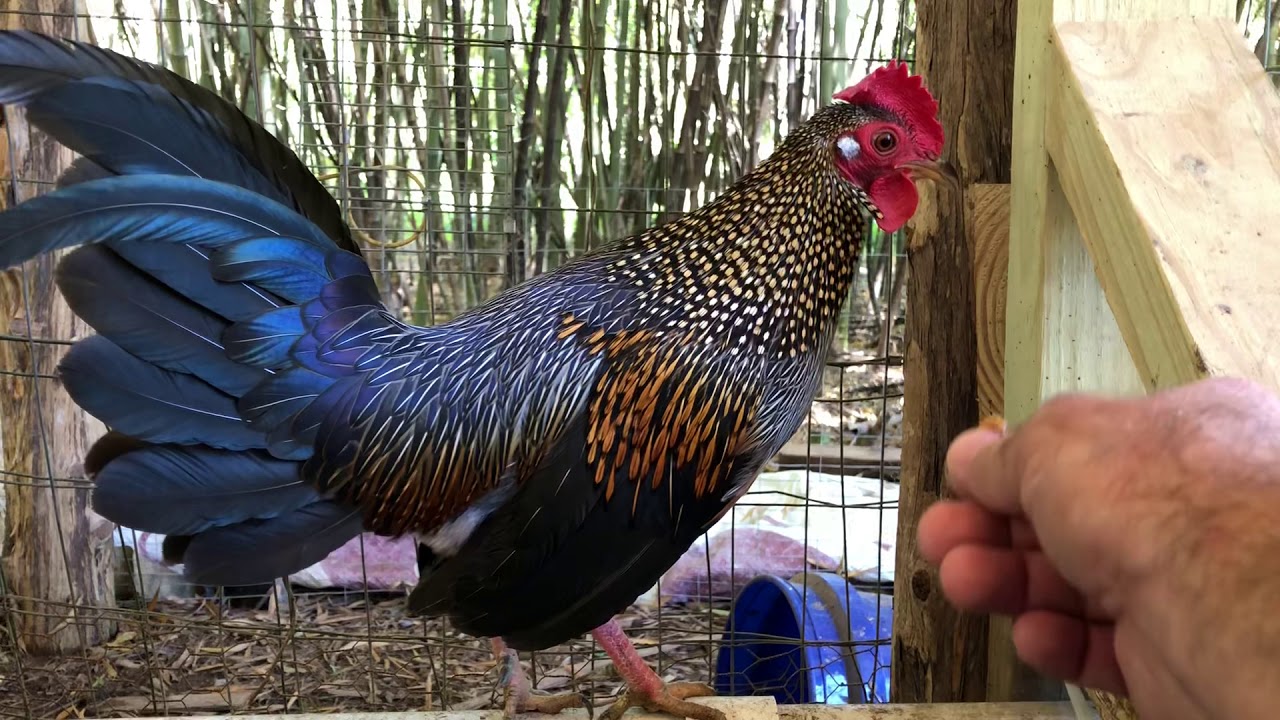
[945,426,1004,486]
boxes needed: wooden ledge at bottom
[780,701,1083,719]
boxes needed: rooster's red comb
[833,60,944,158]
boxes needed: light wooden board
[1005,0,1234,425]
[1004,0,1236,714]
[1050,0,1232,20]
[1038,168,1145,400]
[1048,17,1280,392]
[967,184,1010,419]
[780,702,1083,720]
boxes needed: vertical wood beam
[0,2,115,655]
[892,0,1016,703]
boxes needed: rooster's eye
[872,131,897,154]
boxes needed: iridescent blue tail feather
[0,30,386,586]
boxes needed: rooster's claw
[597,681,723,720]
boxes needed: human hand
[918,377,1280,720]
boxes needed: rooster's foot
[494,638,590,718]
[597,682,723,720]
[503,688,591,718]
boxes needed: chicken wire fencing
[0,0,916,717]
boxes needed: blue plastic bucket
[713,571,892,704]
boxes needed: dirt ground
[1,592,730,719]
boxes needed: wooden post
[891,0,1016,703]
[0,1,115,654]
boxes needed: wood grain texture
[989,30,1085,698]
[1005,0,1050,429]
[966,184,1009,419]
[891,0,1015,703]
[0,3,115,654]
[1050,0,1232,20]
[1007,0,1235,717]
[1006,0,1233,420]
[1038,170,1145,401]
[1048,17,1280,392]
[960,185,1021,696]
[778,702,1083,720]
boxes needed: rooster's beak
[900,159,960,192]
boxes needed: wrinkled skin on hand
[919,377,1280,720]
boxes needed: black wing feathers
[407,327,768,651]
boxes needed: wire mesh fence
[0,0,917,716]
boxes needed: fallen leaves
[5,592,725,718]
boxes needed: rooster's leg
[592,619,725,720]
[492,638,590,717]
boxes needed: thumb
[945,425,1022,514]
[945,395,1129,519]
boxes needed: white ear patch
[837,136,860,160]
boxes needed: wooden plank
[772,438,901,473]
[0,2,116,655]
[1047,17,1280,392]
[1039,170,1145,400]
[1005,0,1055,433]
[891,0,1015,704]
[778,702,1084,720]
[125,698,779,720]
[1003,0,1235,711]
[1003,24,1080,701]
[1050,0,1231,19]
[966,184,1010,419]
[1005,0,1232,434]
[1006,1,1235,434]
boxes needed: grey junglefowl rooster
[0,31,954,720]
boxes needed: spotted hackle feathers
[0,31,947,654]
